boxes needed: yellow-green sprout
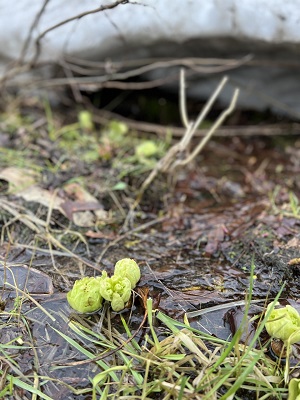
[67,259,141,313]
[99,271,132,312]
[135,141,159,158]
[67,276,103,313]
[265,302,300,343]
[289,378,300,400]
[114,258,141,289]
[78,110,94,131]
[135,140,159,165]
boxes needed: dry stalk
[130,70,239,213]
[92,108,300,138]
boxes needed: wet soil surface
[0,99,300,398]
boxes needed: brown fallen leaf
[0,261,53,295]
[60,200,105,221]
[285,237,300,249]
[159,288,225,312]
[288,258,300,266]
[18,185,64,211]
[63,182,108,224]
[2,176,108,227]
[204,224,226,255]
[0,167,39,192]
[85,230,116,239]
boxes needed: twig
[18,0,51,64]
[12,55,251,89]
[129,71,239,213]
[14,242,99,271]
[63,54,252,75]
[5,282,56,322]
[180,69,189,129]
[31,0,130,66]
[91,108,300,138]
[0,1,51,85]
[97,216,167,264]
[171,87,239,169]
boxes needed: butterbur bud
[67,276,103,313]
[67,259,141,314]
[135,141,159,159]
[99,272,132,312]
[114,258,141,289]
[288,378,300,400]
[265,302,300,344]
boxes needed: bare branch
[19,0,51,63]
[92,109,300,137]
[31,0,131,66]
[179,69,189,128]
[124,75,239,226]
[171,88,239,169]
[17,55,251,89]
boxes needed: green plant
[265,301,300,382]
[135,140,160,165]
[78,110,94,131]
[265,302,300,343]
[288,378,300,400]
[98,271,132,312]
[67,276,104,313]
[114,258,141,288]
[289,192,300,217]
[67,258,141,313]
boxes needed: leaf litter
[0,92,299,398]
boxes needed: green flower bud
[114,258,141,289]
[288,378,300,400]
[67,276,103,313]
[135,141,159,159]
[99,273,132,312]
[111,293,127,313]
[265,302,300,343]
[78,110,94,131]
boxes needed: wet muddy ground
[0,97,300,398]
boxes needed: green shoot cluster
[67,258,141,313]
[265,301,300,344]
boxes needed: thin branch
[97,216,168,264]
[171,88,240,169]
[19,0,51,63]
[177,76,229,153]
[188,77,228,142]
[122,75,239,230]
[10,55,251,89]
[64,54,253,70]
[91,107,300,138]
[31,0,130,66]
[179,69,189,128]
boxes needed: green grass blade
[50,326,119,381]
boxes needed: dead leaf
[85,230,116,239]
[288,258,300,266]
[159,289,224,311]
[286,237,300,248]
[0,167,39,192]
[64,182,108,221]
[60,200,104,221]
[2,176,108,227]
[0,261,53,295]
[19,185,64,211]
[204,224,226,255]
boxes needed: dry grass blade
[4,282,56,322]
